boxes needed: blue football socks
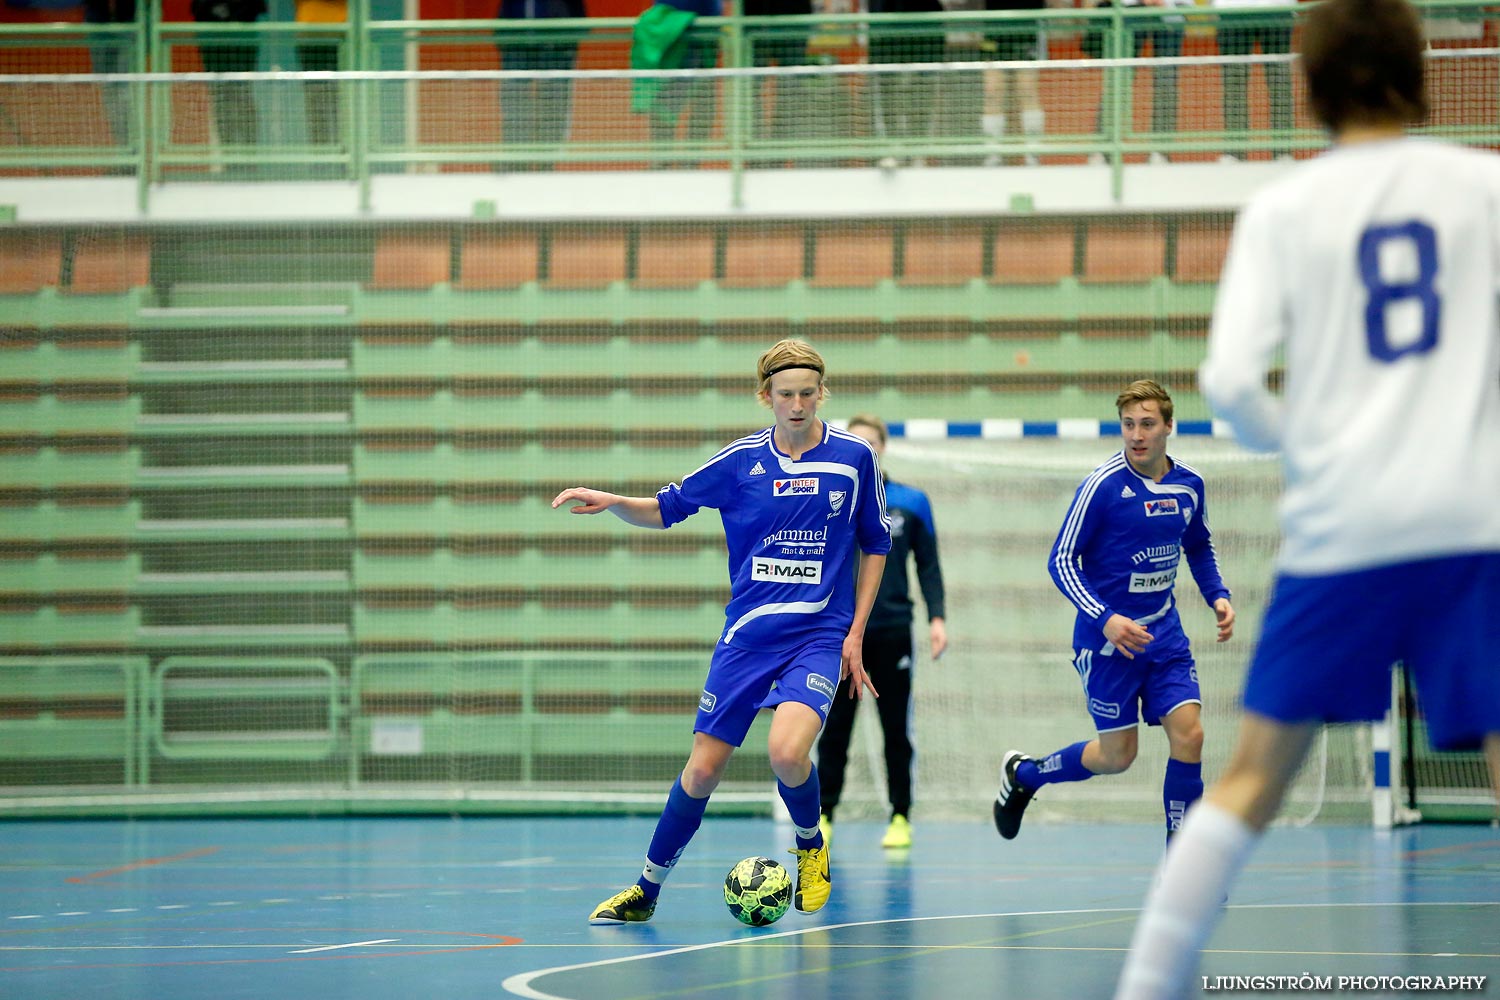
[637,775,709,901]
[778,766,824,849]
[1017,740,1092,789]
[1163,757,1204,839]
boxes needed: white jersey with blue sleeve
[1049,451,1231,640]
[1201,137,1500,574]
[655,422,892,652]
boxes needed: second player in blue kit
[993,379,1236,845]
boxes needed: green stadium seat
[351,653,527,762]
[991,221,1077,284]
[65,232,151,295]
[1173,219,1233,283]
[0,444,140,489]
[370,230,451,290]
[810,222,895,287]
[0,232,63,294]
[722,223,805,288]
[0,552,138,594]
[546,226,628,289]
[4,391,142,435]
[1082,220,1168,283]
[458,229,540,290]
[636,223,717,289]
[901,222,988,287]
[150,657,344,761]
[1,604,141,649]
[353,597,725,646]
[0,656,147,785]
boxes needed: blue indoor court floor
[1,815,1497,1000]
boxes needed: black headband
[762,362,824,379]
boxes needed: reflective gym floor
[2,815,1497,999]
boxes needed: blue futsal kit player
[552,338,891,924]
[993,379,1235,845]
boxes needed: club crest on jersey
[774,477,819,497]
[828,490,847,516]
[748,461,766,477]
[1143,498,1179,517]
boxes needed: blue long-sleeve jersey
[869,479,945,633]
[1048,451,1230,640]
[656,422,892,652]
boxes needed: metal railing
[0,1,1495,211]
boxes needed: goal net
[1391,668,1498,825]
[826,431,1376,826]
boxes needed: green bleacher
[0,209,1230,810]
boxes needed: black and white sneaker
[992,750,1036,840]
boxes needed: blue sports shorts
[1242,552,1500,751]
[1071,618,1200,732]
[695,634,844,747]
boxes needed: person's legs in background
[1217,24,1251,159]
[1148,27,1182,140]
[203,43,261,152]
[870,636,915,847]
[1260,22,1295,154]
[533,44,579,151]
[88,38,132,165]
[816,675,860,838]
[297,41,341,148]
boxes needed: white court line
[499,902,1500,1000]
[289,938,399,955]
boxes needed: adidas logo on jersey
[749,461,766,476]
[1120,484,1136,498]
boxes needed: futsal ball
[724,856,792,926]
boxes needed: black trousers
[201,43,260,148]
[817,627,916,819]
[1218,23,1294,140]
[297,42,341,146]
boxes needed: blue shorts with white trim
[1071,617,1200,732]
[695,634,844,747]
[1242,552,1500,751]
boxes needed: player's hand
[551,487,617,515]
[1102,613,1153,659]
[841,632,878,700]
[1213,598,1235,643]
[929,617,948,661]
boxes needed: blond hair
[756,339,828,407]
[1115,379,1174,424]
[846,413,888,446]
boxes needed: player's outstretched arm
[551,487,665,529]
[1212,598,1235,643]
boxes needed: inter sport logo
[774,478,819,497]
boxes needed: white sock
[1021,107,1045,136]
[1114,802,1258,1000]
[981,113,1006,139]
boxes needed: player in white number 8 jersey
[1115,0,1500,995]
